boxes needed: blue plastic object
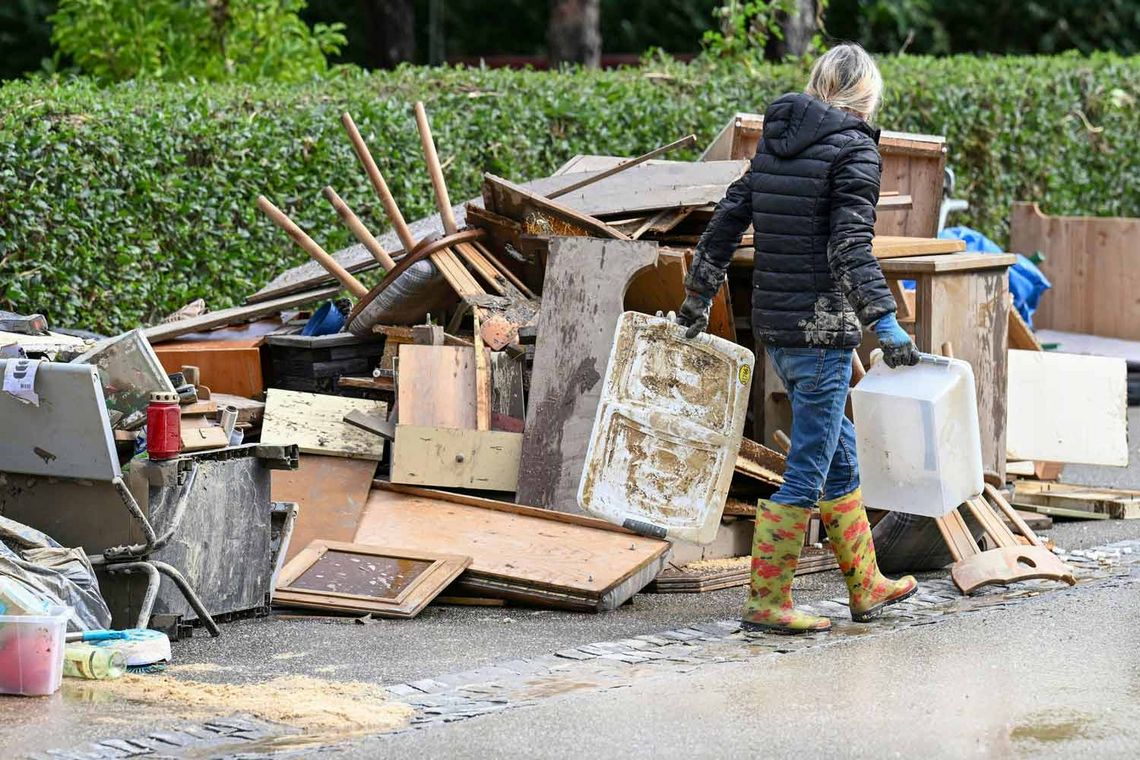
[300,301,346,337]
[937,226,1051,327]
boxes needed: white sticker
[3,358,42,406]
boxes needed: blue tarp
[937,226,1052,328]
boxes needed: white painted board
[1007,350,1128,467]
[261,389,388,460]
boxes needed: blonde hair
[805,44,883,122]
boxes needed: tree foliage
[49,0,346,83]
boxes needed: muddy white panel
[577,312,754,544]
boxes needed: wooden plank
[1012,502,1111,520]
[1007,302,1043,351]
[473,315,492,431]
[1006,350,1128,466]
[543,160,748,216]
[272,455,378,562]
[273,540,470,619]
[391,425,522,491]
[355,486,669,611]
[482,174,631,240]
[180,424,229,452]
[261,389,387,460]
[1013,481,1140,520]
[144,287,339,343]
[343,409,394,440]
[951,544,1076,594]
[873,236,966,259]
[397,344,477,429]
[516,238,659,513]
[211,393,266,426]
[879,253,1018,275]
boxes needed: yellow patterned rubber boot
[741,500,832,635]
[820,489,918,622]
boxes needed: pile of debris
[2,104,1137,675]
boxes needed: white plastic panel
[577,313,754,544]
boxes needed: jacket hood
[760,93,879,158]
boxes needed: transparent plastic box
[0,605,70,696]
[577,312,754,544]
[852,357,983,517]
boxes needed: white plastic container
[577,312,754,544]
[852,356,983,517]
[0,605,70,696]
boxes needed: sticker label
[738,364,752,385]
[3,358,41,406]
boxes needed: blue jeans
[767,347,860,509]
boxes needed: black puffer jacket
[686,92,896,348]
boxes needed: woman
[677,44,920,634]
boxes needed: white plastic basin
[852,356,983,517]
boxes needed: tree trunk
[548,0,601,68]
[359,0,415,69]
[766,0,819,60]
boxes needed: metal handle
[918,353,951,367]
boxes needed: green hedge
[2,54,1139,333]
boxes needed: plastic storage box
[577,312,754,544]
[0,605,70,696]
[852,357,983,517]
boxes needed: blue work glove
[874,313,920,368]
[675,290,712,339]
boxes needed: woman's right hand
[874,313,920,367]
[675,290,712,339]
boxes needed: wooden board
[872,236,966,259]
[700,113,947,238]
[272,455,378,562]
[273,540,471,619]
[397,344,477,429]
[878,253,1018,274]
[1014,480,1140,520]
[143,287,339,343]
[1011,202,1140,340]
[391,425,522,491]
[951,544,1076,595]
[541,160,748,217]
[1006,350,1128,466]
[153,341,265,398]
[261,389,388,460]
[490,351,526,425]
[1007,304,1043,351]
[211,393,266,426]
[482,174,630,240]
[343,409,394,440]
[355,485,669,611]
[516,238,659,513]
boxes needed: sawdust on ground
[165,663,230,674]
[98,674,413,733]
[680,556,751,573]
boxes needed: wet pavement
[2,518,1138,759]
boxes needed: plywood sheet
[516,238,659,514]
[391,425,522,491]
[1007,349,1128,466]
[397,344,477,429]
[355,486,669,610]
[261,389,387,460]
[272,455,378,562]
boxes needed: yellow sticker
[738,364,752,385]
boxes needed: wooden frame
[273,539,471,618]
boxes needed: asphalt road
[364,568,1140,759]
